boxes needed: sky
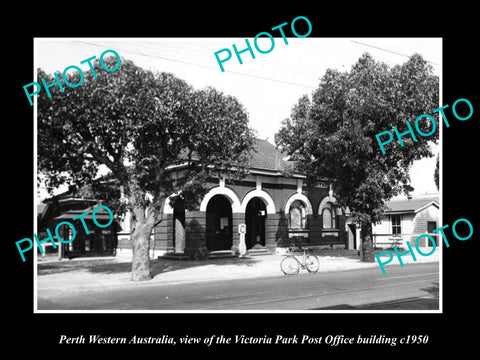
[35,37,442,201]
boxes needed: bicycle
[280,245,319,275]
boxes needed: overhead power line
[64,40,316,89]
[44,39,439,90]
[350,40,439,66]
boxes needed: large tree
[38,55,254,280]
[275,53,439,261]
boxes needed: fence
[372,232,438,249]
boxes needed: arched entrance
[245,197,267,249]
[206,195,232,251]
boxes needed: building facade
[117,139,349,258]
[40,142,438,259]
[38,189,119,258]
[371,195,439,249]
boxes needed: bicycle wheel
[305,254,319,273]
[281,257,299,275]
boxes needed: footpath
[36,249,440,296]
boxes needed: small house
[372,195,439,249]
[38,187,119,259]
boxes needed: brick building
[117,139,349,258]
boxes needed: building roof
[42,185,98,204]
[248,138,296,174]
[384,196,439,214]
[53,206,115,221]
[172,138,302,177]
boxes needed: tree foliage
[38,55,255,279]
[275,53,439,261]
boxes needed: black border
[7,5,478,355]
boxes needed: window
[391,215,402,236]
[322,202,337,229]
[289,200,307,229]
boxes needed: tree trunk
[130,218,152,281]
[360,221,375,262]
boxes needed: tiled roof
[248,138,295,173]
[384,196,439,214]
[175,138,295,173]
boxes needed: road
[37,262,439,311]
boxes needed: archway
[206,195,233,251]
[284,193,313,217]
[245,197,267,249]
[318,195,343,229]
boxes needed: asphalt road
[38,262,439,311]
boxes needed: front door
[348,223,357,250]
[245,197,267,249]
[206,195,232,251]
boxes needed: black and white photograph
[7,6,478,356]
[32,37,442,312]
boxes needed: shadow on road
[313,282,440,310]
[420,282,439,298]
[312,298,439,310]
[312,297,439,310]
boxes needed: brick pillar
[266,213,282,254]
[231,213,244,255]
[270,212,289,250]
[153,214,174,253]
[184,211,208,260]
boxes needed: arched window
[322,202,337,229]
[289,200,307,229]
